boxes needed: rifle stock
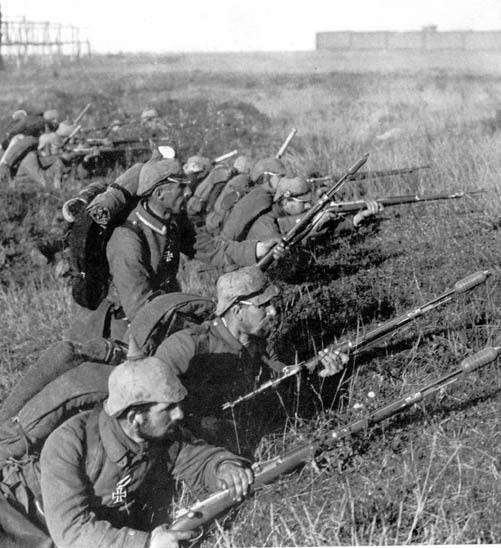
[222,270,490,410]
[257,153,369,271]
[172,345,500,532]
[323,190,485,214]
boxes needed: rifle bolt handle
[454,270,490,293]
[460,346,501,373]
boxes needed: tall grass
[1,52,501,544]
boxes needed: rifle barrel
[308,165,431,184]
[214,150,238,164]
[276,128,297,159]
[325,191,485,214]
[175,346,501,533]
[73,103,91,126]
[222,270,489,410]
[257,153,369,271]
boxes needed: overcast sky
[2,0,500,53]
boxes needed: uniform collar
[133,200,170,236]
[99,409,148,468]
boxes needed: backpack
[0,361,112,467]
[186,165,233,217]
[67,183,139,310]
[0,294,215,467]
[205,173,253,235]
[219,185,274,242]
[128,292,215,355]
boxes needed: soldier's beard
[138,418,181,442]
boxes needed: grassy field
[1,50,501,545]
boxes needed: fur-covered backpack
[67,165,143,310]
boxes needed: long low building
[316,27,501,51]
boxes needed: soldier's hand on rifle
[353,200,383,227]
[311,209,341,233]
[317,348,349,378]
[62,197,87,223]
[148,524,194,548]
[60,151,79,163]
[216,461,254,502]
[256,238,287,261]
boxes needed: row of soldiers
[0,115,386,547]
[0,106,168,189]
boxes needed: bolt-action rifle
[257,153,369,270]
[222,270,490,410]
[59,104,92,148]
[73,103,92,126]
[276,128,297,159]
[172,345,500,533]
[322,190,486,215]
[308,165,430,185]
[213,150,238,164]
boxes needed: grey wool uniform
[106,200,259,322]
[38,408,240,548]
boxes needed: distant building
[316,26,501,51]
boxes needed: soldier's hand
[353,200,383,227]
[216,461,254,501]
[311,210,340,232]
[256,238,286,261]
[317,348,349,378]
[62,197,87,223]
[149,525,194,548]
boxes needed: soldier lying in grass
[0,354,252,548]
[151,266,348,450]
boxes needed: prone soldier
[68,160,284,343]
[150,266,348,447]
[0,110,60,185]
[245,176,382,242]
[0,354,253,548]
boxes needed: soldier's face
[157,182,187,214]
[238,300,277,337]
[138,402,184,440]
[282,194,311,216]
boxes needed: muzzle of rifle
[460,346,501,373]
[453,270,490,293]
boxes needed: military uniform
[106,201,258,324]
[205,172,253,235]
[38,408,239,548]
[14,151,65,189]
[0,406,241,548]
[154,317,284,418]
[246,205,356,241]
[219,185,273,242]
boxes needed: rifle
[222,270,490,410]
[322,190,486,215]
[257,153,369,270]
[172,345,501,533]
[276,128,297,159]
[213,150,238,164]
[73,103,92,126]
[61,124,82,148]
[308,165,430,184]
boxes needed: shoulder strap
[109,182,133,203]
[84,408,105,484]
[191,323,211,356]
[120,219,146,243]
